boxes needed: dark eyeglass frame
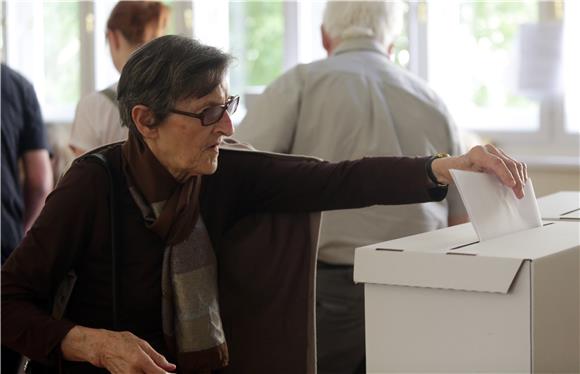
[169,95,239,127]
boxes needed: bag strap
[49,152,119,327]
[84,152,120,330]
[25,151,121,373]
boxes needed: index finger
[135,353,170,374]
[138,340,176,373]
[482,145,524,199]
[474,150,524,199]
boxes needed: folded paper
[450,170,542,241]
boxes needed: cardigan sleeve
[220,150,447,215]
[1,158,109,365]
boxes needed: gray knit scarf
[122,133,228,373]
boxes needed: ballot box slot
[448,241,479,251]
[560,208,579,216]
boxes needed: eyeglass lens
[203,96,239,126]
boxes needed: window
[564,0,579,133]
[286,2,326,67]
[393,2,410,68]
[228,0,284,114]
[2,0,184,123]
[94,0,119,91]
[229,1,284,91]
[403,0,579,156]
[426,0,540,133]
[226,1,326,118]
[5,1,81,122]
[2,0,575,155]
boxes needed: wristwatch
[425,152,450,186]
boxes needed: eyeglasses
[169,95,239,127]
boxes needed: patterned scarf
[121,132,228,373]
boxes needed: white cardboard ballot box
[354,222,580,373]
[537,191,580,221]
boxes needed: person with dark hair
[2,35,527,374]
[69,0,169,157]
[1,63,54,374]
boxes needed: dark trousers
[316,263,366,374]
[2,345,22,374]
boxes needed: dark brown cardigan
[1,144,445,373]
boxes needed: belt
[317,261,354,270]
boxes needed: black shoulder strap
[34,152,120,373]
[83,152,120,330]
[99,87,118,107]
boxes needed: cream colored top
[70,84,128,152]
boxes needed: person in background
[1,63,53,374]
[69,0,169,157]
[46,123,77,185]
[2,35,526,374]
[234,1,470,373]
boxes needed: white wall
[528,166,580,198]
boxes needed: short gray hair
[322,1,404,47]
[117,35,232,132]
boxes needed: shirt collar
[332,37,389,57]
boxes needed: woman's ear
[131,105,158,139]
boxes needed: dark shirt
[1,144,445,372]
[1,64,48,263]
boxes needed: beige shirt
[69,84,128,152]
[236,37,466,265]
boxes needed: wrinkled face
[147,84,234,179]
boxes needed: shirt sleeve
[223,151,447,215]
[18,80,48,154]
[1,159,108,365]
[440,103,468,219]
[234,66,303,153]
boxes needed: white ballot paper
[450,170,542,241]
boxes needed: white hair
[322,1,404,47]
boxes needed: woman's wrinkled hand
[61,326,176,373]
[431,144,528,199]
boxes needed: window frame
[412,0,575,155]
[1,0,576,157]
[1,0,192,124]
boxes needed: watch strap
[426,152,450,186]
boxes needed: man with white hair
[235,2,468,372]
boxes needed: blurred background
[1,0,578,196]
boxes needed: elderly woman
[1,35,526,374]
